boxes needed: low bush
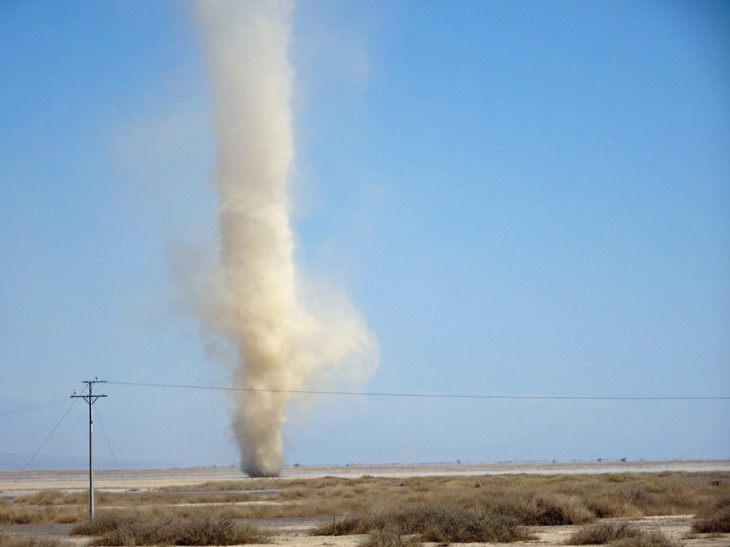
[568,522,643,544]
[314,516,367,535]
[567,522,680,547]
[612,532,682,547]
[70,509,271,545]
[496,493,595,525]
[692,496,730,533]
[2,471,728,532]
[0,531,70,547]
[312,502,532,544]
[0,504,85,525]
[360,526,422,547]
[411,504,530,543]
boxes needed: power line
[93,404,120,472]
[13,396,81,482]
[0,398,70,416]
[106,380,730,401]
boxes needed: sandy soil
[1,460,728,546]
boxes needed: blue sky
[1,0,728,469]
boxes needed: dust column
[196,0,377,477]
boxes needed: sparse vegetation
[0,499,85,525]
[567,521,645,544]
[360,527,423,547]
[567,522,681,547]
[304,473,727,542]
[70,509,271,545]
[313,502,532,543]
[0,471,727,545]
[0,531,71,547]
[612,534,683,547]
[692,496,730,533]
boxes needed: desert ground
[1,460,728,546]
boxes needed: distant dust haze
[193,0,378,477]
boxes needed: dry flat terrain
[0,460,728,546]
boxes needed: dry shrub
[0,531,71,547]
[360,526,422,547]
[567,522,643,544]
[692,496,730,533]
[15,490,66,506]
[70,509,270,545]
[612,532,683,547]
[567,522,681,547]
[405,504,531,543]
[86,488,259,507]
[313,502,532,544]
[279,487,307,499]
[497,493,595,525]
[13,490,88,506]
[610,478,696,516]
[3,470,729,531]
[586,496,634,519]
[314,516,368,535]
[0,504,85,525]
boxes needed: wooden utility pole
[71,378,107,519]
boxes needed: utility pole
[71,378,107,519]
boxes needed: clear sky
[1,0,728,470]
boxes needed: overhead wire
[12,383,88,482]
[0,398,71,416]
[4,379,726,474]
[6,379,725,476]
[94,404,121,471]
[106,380,730,401]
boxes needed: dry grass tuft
[496,493,596,525]
[313,502,532,544]
[0,503,85,525]
[314,516,367,535]
[566,522,681,547]
[611,533,683,547]
[692,496,730,533]
[70,509,271,545]
[402,503,532,543]
[0,531,71,547]
[567,521,644,544]
[360,527,423,547]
